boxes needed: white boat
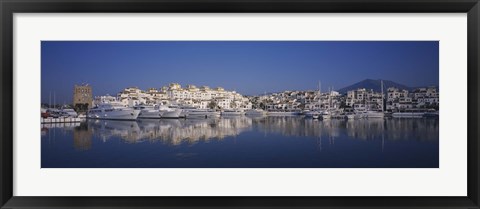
[365,111,385,118]
[87,103,140,120]
[345,112,357,120]
[306,81,322,119]
[221,109,246,116]
[45,108,62,118]
[60,108,78,117]
[304,110,319,117]
[354,110,367,118]
[321,111,331,120]
[364,80,385,119]
[158,105,183,118]
[178,106,197,118]
[245,109,267,116]
[267,110,301,116]
[392,112,425,118]
[135,105,163,119]
[186,109,221,118]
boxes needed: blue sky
[41,41,438,104]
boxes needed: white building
[108,83,251,109]
[411,86,439,108]
[346,89,383,111]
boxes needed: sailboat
[365,80,385,118]
[305,81,322,118]
[320,112,331,120]
[319,86,333,120]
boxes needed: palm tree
[208,100,217,110]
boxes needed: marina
[41,106,438,123]
[41,82,439,129]
[42,79,439,122]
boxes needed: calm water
[41,117,439,168]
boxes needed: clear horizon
[41,41,439,104]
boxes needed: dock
[41,117,83,124]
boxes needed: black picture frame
[1,0,479,208]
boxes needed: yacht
[365,111,385,118]
[267,110,301,116]
[186,109,221,118]
[60,108,78,117]
[135,105,163,119]
[87,103,140,120]
[306,81,323,119]
[46,108,65,118]
[353,110,367,119]
[345,112,357,120]
[392,112,425,118]
[304,110,319,118]
[245,109,267,116]
[221,109,246,116]
[78,113,87,119]
[364,80,385,119]
[178,106,197,118]
[158,105,183,118]
[320,111,331,120]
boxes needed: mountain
[338,79,412,94]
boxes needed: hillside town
[87,82,439,112]
[107,83,253,110]
[67,82,438,111]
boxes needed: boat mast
[381,80,384,113]
[318,81,321,110]
[332,86,334,109]
[329,87,332,110]
[264,91,267,111]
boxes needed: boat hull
[392,112,425,118]
[160,109,182,118]
[221,112,245,116]
[321,115,331,120]
[186,111,221,118]
[365,112,385,118]
[87,109,140,120]
[245,110,267,116]
[267,112,301,116]
[346,114,356,120]
[137,110,163,119]
[304,111,319,117]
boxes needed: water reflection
[254,117,438,142]
[42,117,439,151]
[73,123,92,150]
[41,117,439,168]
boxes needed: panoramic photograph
[41,41,439,168]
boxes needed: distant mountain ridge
[249,79,435,96]
[338,79,412,94]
